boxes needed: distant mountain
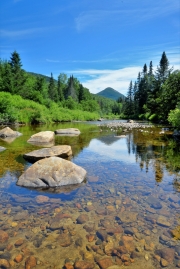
[96,87,125,101]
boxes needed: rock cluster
[98,121,153,131]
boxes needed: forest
[124,52,180,128]
[0,51,179,128]
[0,51,122,124]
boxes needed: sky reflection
[88,136,136,163]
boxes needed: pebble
[0,259,10,268]
[76,214,89,224]
[0,230,9,243]
[160,258,168,267]
[144,254,149,261]
[74,260,95,269]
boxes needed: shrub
[148,114,158,121]
[168,108,180,129]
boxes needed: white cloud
[0,27,48,38]
[65,48,180,95]
[67,67,141,95]
[75,0,179,32]
[46,58,119,64]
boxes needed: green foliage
[160,71,180,121]
[148,113,158,121]
[168,107,180,130]
[63,96,77,110]
[123,52,178,124]
[80,100,100,112]
[48,73,58,102]
[0,92,99,124]
[0,51,125,123]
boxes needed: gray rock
[157,216,171,227]
[27,131,55,144]
[23,145,72,162]
[173,130,180,137]
[0,147,6,152]
[96,229,108,241]
[175,246,180,255]
[0,127,22,138]
[55,128,80,136]
[146,196,162,209]
[17,156,87,188]
[124,227,134,236]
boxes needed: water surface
[0,121,180,269]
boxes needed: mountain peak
[96,87,125,101]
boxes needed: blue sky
[1,0,180,95]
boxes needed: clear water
[0,121,180,269]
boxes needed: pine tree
[133,81,138,116]
[143,63,147,75]
[78,84,84,102]
[0,61,13,93]
[48,73,58,101]
[65,75,78,101]
[155,51,172,84]
[148,61,153,76]
[9,51,26,94]
[125,81,133,117]
[57,75,64,102]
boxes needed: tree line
[0,51,179,128]
[123,52,180,128]
[0,51,122,120]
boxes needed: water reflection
[0,122,180,268]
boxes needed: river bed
[0,121,180,269]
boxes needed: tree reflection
[125,128,180,185]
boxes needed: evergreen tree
[148,61,153,76]
[0,61,13,93]
[78,84,84,102]
[65,75,78,101]
[133,81,138,116]
[57,75,64,102]
[9,51,26,94]
[143,63,147,75]
[160,70,180,121]
[155,51,172,84]
[125,81,133,117]
[48,73,58,101]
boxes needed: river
[0,121,180,269]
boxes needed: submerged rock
[17,156,87,188]
[23,145,72,162]
[27,131,55,144]
[0,230,9,243]
[118,211,138,223]
[0,127,22,138]
[55,128,80,136]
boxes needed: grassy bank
[0,92,99,124]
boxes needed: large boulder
[17,156,87,188]
[55,128,80,136]
[23,145,72,162]
[0,127,22,137]
[27,131,55,144]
